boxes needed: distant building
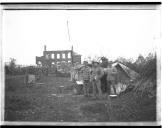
[36,45,81,67]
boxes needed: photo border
[0,2,161,126]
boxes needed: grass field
[4,75,156,122]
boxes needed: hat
[92,61,99,65]
[83,60,88,63]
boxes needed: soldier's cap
[92,61,99,64]
[83,61,88,63]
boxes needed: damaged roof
[112,62,139,80]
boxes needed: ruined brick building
[36,45,81,68]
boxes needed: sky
[2,9,160,65]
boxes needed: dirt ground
[4,76,156,122]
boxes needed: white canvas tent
[112,62,139,81]
[110,62,139,95]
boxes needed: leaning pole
[67,20,74,66]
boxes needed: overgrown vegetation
[5,58,49,76]
[115,53,157,97]
[5,58,70,77]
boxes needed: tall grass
[134,55,156,97]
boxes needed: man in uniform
[91,61,104,99]
[107,63,118,95]
[80,61,91,97]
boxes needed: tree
[116,57,128,64]
[9,58,16,75]
[135,54,146,65]
[92,55,99,62]
[146,52,155,61]
[87,56,92,63]
[134,53,156,96]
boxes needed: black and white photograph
[0,2,161,126]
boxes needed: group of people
[80,60,118,99]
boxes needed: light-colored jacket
[106,67,118,81]
[91,66,104,81]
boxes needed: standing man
[70,63,75,82]
[91,61,104,99]
[107,63,118,95]
[80,61,91,97]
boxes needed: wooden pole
[71,45,74,66]
[67,20,74,66]
[67,20,71,42]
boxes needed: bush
[134,54,156,97]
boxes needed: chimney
[71,45,73,51]
[44,45,46,51]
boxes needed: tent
[102,62,139,95]
[112,62,139,82]
[112,62,139,94]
